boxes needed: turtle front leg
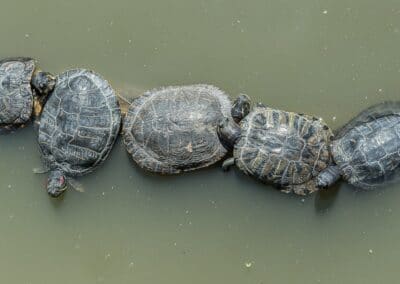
[68,178,85,193]
[222,157,235,171]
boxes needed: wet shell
[234,106,333,195]
[0,58,35,127]
[332,101,400,189]
[38,69,121,176]
[123,84,231,174]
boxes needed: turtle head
[316,165,341,189]
[231,94,251,123]
[217,117,241,151]
[32,70,56,96]
[47,170,67,198]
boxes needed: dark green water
[0,0,399,283]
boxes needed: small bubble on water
[322,10,328,14]
[369,249,373,254]
[332,116,337,121]
[24,33,30,38]
[129,262,134,269]
[244,261,253,268]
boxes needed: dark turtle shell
[123,84,232,174]
[332,101,400,189]
[0,58,35,128]
[234,106,333,195]
[38,69,121,176]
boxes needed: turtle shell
[234,106,333,194]
[123,84,232,174]
[0,58,35,126]
[38,69,121,176]
[332,102,400,189]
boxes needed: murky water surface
[0,0,399,283]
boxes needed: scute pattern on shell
[38,69,121,176]
[332,103,400,189]
[123,84,231,174]
[234,106,332,194]
[0,58,35,125]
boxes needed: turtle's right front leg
[222,157,235,171]
[33,166,49,174]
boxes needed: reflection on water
[0,0,400,283]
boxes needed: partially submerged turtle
[317,101,400,189]
[0,57,55,132]
[36,69,121,197]
[218,104,333,195]
[123,84,251,174]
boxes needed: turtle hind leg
[0,124,23,135]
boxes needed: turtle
[36,69,121,198]
[0,57,56,132]
[122,84,251,174]
[218,104,333,195]
[317,101,400,190]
